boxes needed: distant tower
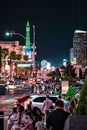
[25,21,31,55]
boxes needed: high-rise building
[0,41,23,54]
[73,30,87,67]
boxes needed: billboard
[17,64,31,67]
[61,81,69,94]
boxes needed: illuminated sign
[61,81,69,94]
[17,64,31,67]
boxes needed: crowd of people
[7,100,45,130]
[7,94,78,130]
[28,82,61,95]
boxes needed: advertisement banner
[61,81,69,94]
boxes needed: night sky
[0,0,87,67]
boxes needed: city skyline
[0,0,87,67]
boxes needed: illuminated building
[73,30,87,67]
[25,21,31,56]
[0,41,23,54]
[1,21,36,69]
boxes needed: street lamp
[5,31,26,40]
[31,25,36,70]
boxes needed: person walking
[46,100,70,130]
[35,115,44,130]
[32,106,43,128]
[7,107,18,130]
[42,94,53,122]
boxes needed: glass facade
[73,30,87,67]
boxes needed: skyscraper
[73,30,87,67]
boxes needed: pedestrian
[68,98,78,114]
[64,97,71,111]
[46,100,70,130]
[42,94,53,122]
[32,106,42,128]
[35,115,44,130]
[7,107,18,130]
[7,105,34,130]
[25,103,33,120]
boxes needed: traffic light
[0,46,2,68]
[8,58,11,65]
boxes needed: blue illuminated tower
[25,21,31,55]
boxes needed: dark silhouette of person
[46,100,70,130]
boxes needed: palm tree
[66,61,76,78]
[23,55,28,61]
[9,51,16,60]
[1,48,9,79]
[1,48,9,59]
[47,68,61,82]
[15,54,22,60]
[15,54,22,77]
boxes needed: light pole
[6,31,26,40]
[31,25,36,70]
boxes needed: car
[6,83,16,90]
[24,94,68,110]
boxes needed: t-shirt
[43,99,53,111]
[46,108,70,130]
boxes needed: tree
[23,55,28,61]
[79,68,82,79]
[75,75,87,115]
[60,65,66,70]
[59,65,66,77]
[55,68,61,77]
[15,54,22,60]
[66,61,76,78]
[9,51,16,60]
[83,68,87,79]
[47,68,61,82]
[66,85,76,98]
[35,63,41,70]
[1,48,9,74]
[63,73,71,81]
[1,48,9,59]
